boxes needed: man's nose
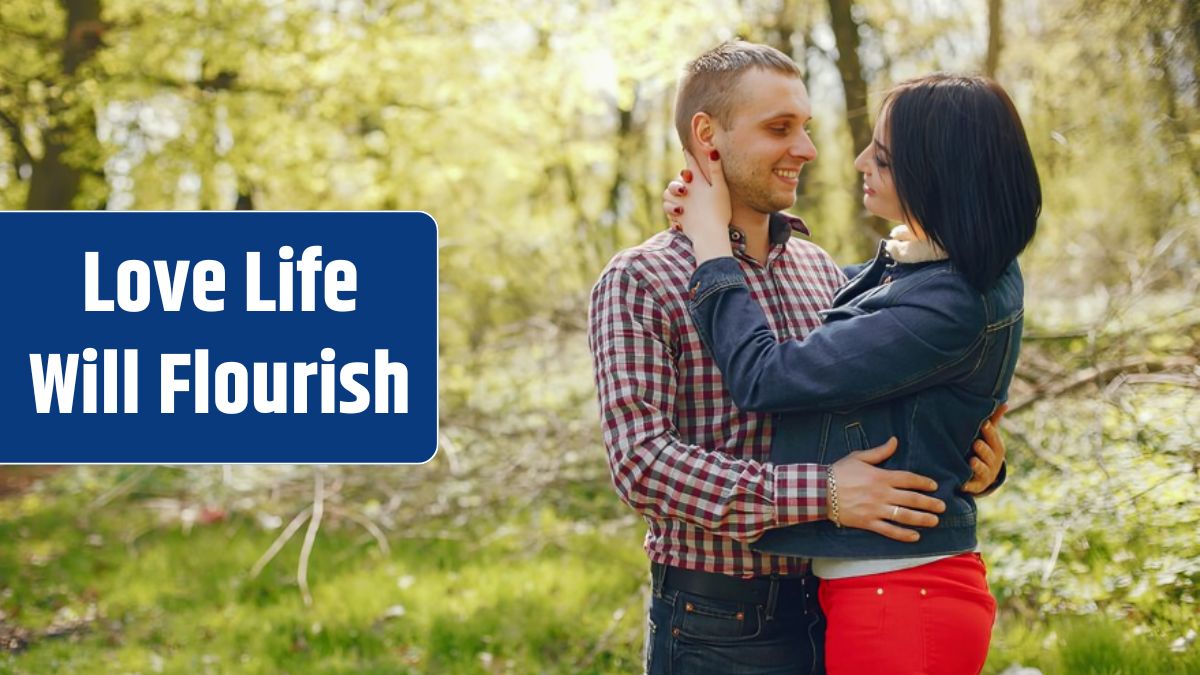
[791,134,817,162]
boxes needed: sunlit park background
[0,0,1197,672]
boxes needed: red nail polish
[681,169,693,183]
[709,149,720,161]
[673,206,683,215]
[679,186,687,195]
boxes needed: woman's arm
[688,257,986,413]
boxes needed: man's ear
[690,112,718,184]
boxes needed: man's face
[713,69,817,222]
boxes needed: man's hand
[962,404,1008,494]
[829,437,944,543]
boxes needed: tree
[826,0,888,259]
[985,0,1003,78]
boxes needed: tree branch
[1009,355,1198,413]
[0,109,33,166]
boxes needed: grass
[0,471,1196,674]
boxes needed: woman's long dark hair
[881,74,1041,291]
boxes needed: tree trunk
[25,0,104,210]
[985,0,1004,78]
[1184,0,1200,108]
[827,0,888,257]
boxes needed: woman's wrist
[692,236,733,264]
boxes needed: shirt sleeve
[588,266,826,542]
[687,257,986,413]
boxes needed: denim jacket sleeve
[687,256,986,413]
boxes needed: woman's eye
[770,126,789,135]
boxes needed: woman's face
[853,111,907,225]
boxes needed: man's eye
[770,126,789,135]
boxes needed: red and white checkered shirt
[588,217,849,577]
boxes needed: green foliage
[1,0,1197,672]
[0,478,650,674]
[2,471,1197,673]
[988,615,1200,674]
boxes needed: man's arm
[589,266,943,543]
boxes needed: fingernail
[709,149,720,161]
[673,206,683,215]
[681,169,693,183]
[679,186,687,195]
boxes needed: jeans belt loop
[651,561,667,599]
[764,575,780,622]
[801,576,810,615]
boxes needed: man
[587,41,1006,674]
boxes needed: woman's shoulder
[897,261,1026,332]
[887,263,992,330]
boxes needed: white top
[813,547,979,580]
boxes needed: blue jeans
[645,569,825,674]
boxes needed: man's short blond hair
[674,41,803,151]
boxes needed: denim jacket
[687,241,1023,559]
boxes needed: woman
[663,73,1041,673]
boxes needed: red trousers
[819,552,996,675]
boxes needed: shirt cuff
[773,463,828,526]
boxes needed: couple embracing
[588,40,1039,675]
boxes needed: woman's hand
[661,150,734,265]
[961,404,1008,494]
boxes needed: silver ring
[891,505,900,520]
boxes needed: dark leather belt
[652,562,815,607]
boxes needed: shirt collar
[727,212,811,253]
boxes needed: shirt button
[920,588,927,596]
[876,588,884,595]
